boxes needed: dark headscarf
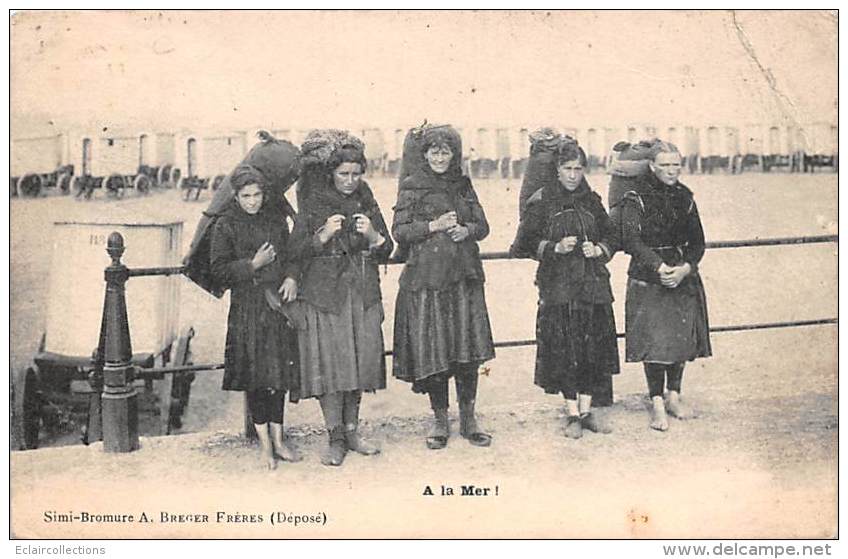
[297,129,366,206]
[299,136,379,226]
[420,125,464,181]
[230,164,267,192]
[182,132,300,298]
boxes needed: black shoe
[459,401,492,447]
[565,415,583,439]
[321,427,347,466]
[426,408,449,450]
[580,412,612,434]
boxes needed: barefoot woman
[210,165,302,469]
[618,142,711,431]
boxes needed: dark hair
[556,142,588,167]
[423,126,462,158]
[422,129,456,154]
[327,144,367,174]
[230,164,267,193]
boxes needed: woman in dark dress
[210,165,301,470]
[515,142,620,439]
[618,141,712,431]
[392,124,495,450]
[288,139,394,466]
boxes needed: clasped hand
[318,213,380,244]
[430,211,458,232]
[555,237,602,258]
[658,262,691,288]
[430,211,468,242]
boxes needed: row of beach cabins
[10,122,838,199]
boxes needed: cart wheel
[58,172,74,194]
[13,367,42,450]
[104,174,126,198]
[133,174,152,195]
[18,174,43,198]
[156,164,170,187]
[169,167,181,188]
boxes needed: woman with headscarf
[185,131,300,298]
[515,142,620,439]
[392,124,495,450]
[618,141,711,431]
[210,164,301,470]
[288,134,394,466]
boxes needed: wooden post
[243,396,257,440]
[99,232,139,452]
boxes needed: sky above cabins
[11,10,837,136]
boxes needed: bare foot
[650,397,669,432]
[263,455,278,471]
[666,392,693,420]
[274,440,303,463]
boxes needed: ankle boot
[321,426,347,466]
[458,399,492,446]
[342,391,380,455]
[345,425,380,455]
[455,369,491,447]
[426,408,450,449]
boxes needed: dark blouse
[515,179,616,305]
[210,201,298,292]
[288,181,393,314]
[392,172,489,291]
[618,173,706,286]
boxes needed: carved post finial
[106,232,125,266]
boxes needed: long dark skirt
[625,276,712,363]
[535,300,620,396]
[393,279,495,392]
[293,286,387,399]
[222,288,300,398]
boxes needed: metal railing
[95,232,838,451]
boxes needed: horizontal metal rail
[128,266,187,277]
[136,317,837,377]
[124,234,837,276]
[127,234,838,378]
[702,234,837,250]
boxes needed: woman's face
[557,159,585,191]
[425,144,453,174]
[333,162,363,195]
[236,183,264,214]
[651,151,682,186]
